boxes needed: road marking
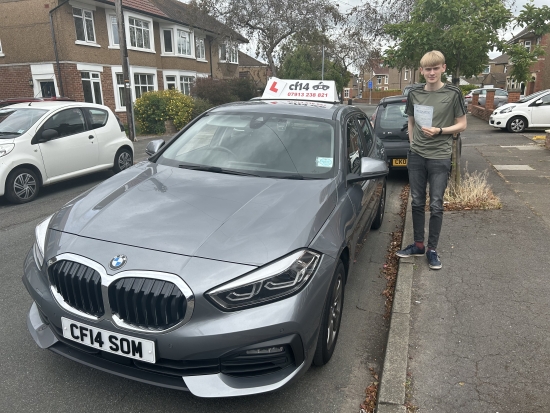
[501,145,544,150]
[493,165,534,170]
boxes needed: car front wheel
[507,116,527,133]
[113,148,133,173]
[5,167,40,204]
[313,260,345,366]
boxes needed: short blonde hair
[420,51,445,68]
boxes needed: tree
[278,43,351,93]
[192,0,340,77]
[384,0,511,85]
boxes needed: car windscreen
[157,113,336,179]
[0,108,48,138]
[375,102,408,135]
[517,89,549,103]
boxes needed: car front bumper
[489,112,512,128]
[23,244,334,397]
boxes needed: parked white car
[489,89,550,133]
[0,102,133,203]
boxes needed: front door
[37,108,98,179]
[530,94,550,126]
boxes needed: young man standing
[396,50,467,269]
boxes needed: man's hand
[421,126,439,137]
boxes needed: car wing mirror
[38,129,59,143]
[535,99,543,105]
[347,157,389,183]
[145,139,165,156]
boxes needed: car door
[345,114,375,250]
[530,93,550,126]
[36,108,99,179]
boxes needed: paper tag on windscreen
[316,157,333,168]
[414,104,434,128]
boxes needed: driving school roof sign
[261,78,338,103]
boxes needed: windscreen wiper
[0,131,19,135]
[178,164,260,177]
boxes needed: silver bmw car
[23,94,388,397]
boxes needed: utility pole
[321,44,325,81]
[115,0,136,142]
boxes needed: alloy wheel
[118,152,132,170]
[13,172,37,200]
[326,274,343,349]
[510,118,525,132]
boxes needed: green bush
[191,97,214,120]
[134,89,194,134]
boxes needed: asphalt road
[0,115,410,412]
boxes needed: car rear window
[85,108,109,130]
[376,102,408,131]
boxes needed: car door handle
[88,135,94,140]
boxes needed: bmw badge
[109,255,127,270]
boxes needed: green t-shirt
[405,84,466,159]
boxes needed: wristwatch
[438,127,443,135]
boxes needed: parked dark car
[402,83,425,96]
[372,95,410,169]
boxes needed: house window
[524,40,531,51]
[134,73,155,98]
[116,73,126,107]
[81,72,102,104]
[109,15,119,46]
[177,30,192,56]
[482,66,490,74]
[220,42,238,63]
[504,65,507,73]
[166,75,177,90]
[73,7,96,43]
[344,89,349,98]
[404,70,410,81]
[377,76,383,85]
[129,17,151,50]
[163,29,173,53]
[384,76,388,84]
[180,76,194,95]
[196,38,205,60]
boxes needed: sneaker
[426,249,442,270]
[396,243,426,258]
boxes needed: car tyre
[113,148,133,173]
[371,183,386,230]
[5,167,40,204]
[506,116,527,133]
[313,260,345,366]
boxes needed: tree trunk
[267,53,277,77]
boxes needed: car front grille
[108,277,187,330]
[49,260,105,317]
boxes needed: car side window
[346,117,363,174]
[42,108,86,138]
[84,108,109,130]
[496,90,507,96]
[356,114,374,155]
[539,94,550,105]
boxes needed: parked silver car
[464,88,508,107]
[24,92,388,397]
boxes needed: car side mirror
[347,157,389,183]
[39,129,59,142]
[145,139,165,156]
[535,99,543,105]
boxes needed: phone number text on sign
[286,92,329,98]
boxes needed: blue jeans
[407,151,451,250]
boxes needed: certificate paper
[414,104,433,127]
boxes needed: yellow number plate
[392,158,407,166]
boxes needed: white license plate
[61,317,156,363]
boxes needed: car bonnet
[49,162,338,267]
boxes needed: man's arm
[408,116,415,143]
[421,115,467,137]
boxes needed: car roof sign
[261,78,338,103]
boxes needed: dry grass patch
[443,169,501,211]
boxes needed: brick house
[505,29,550,94]
[345,64,416,98]
[0,0,247,121]
[237,51,271,95]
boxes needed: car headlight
[206,250,321,311]
[33,214,54,268]
[0,143,15,157]
[500,106,515,114]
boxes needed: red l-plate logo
[269,81,279,93]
